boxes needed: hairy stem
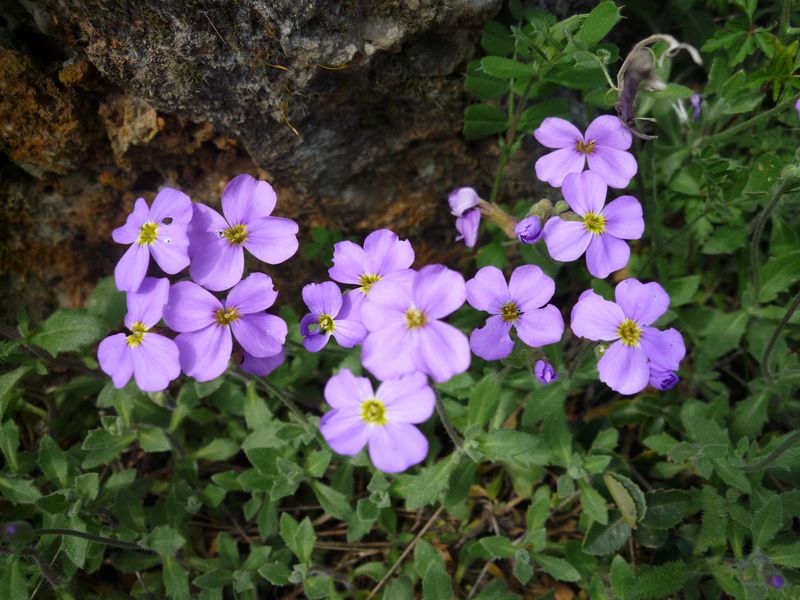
[761,289,800,382]
[741,430,800,472]
[489,77,535,203]
[33,528,152,552]
[434,393,463,451]
[698,95,797,147]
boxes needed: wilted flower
[534,359,558,384]
[98,277,180,392]
[515,215,543,244]
[543,171,643,279]
[300,282,366,351]
[448,187,481,248]
[448,187,480,216]
[466,265,563,360]
[320,368,433,473]
[534,115,638,189]
[163,273,287,381]
[112,188,192,292]
[571,279,685,395]
[188,174,299,291]
[361,265,470,382]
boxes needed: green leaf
[513,549,534,584]
[609,554,633,599]
[480,56,535,79]
[467,373,501,428]
[702,224,747,255]
[476,430,549,464]
[463,104,507,140]
[423,565,453,600]
[62,515,88,569]
[0,420,19,473]
[244,384,272,431]
[631,562,691,600]
[480,20,515,56]
[138,428,172,452]
[394,455,456,509]
[163,555,191,600]
[0,366,33,419]
[700,310,748,360]
[641,490,690,529]
[279,514,315,564]
[579,481,609,525]
[759,250,800,302]
[383,575,414,600]
[74,472,99,501]
[37,434,70,487]
[767,542,800,568]
[517,99,571,133]
[193,438,239,462]
[0,557,29,600]
[29,308,107,355]
[0,476,41,503]
[88,277,126,327]
[194,569,233,590]
[311,481,352,520]
[414,539,446,575]
[665,276,700,307]
[730,392,769,440]
[695,486,727,554]
[476,242,506,269]
[603,473,646,528]
[258,562,292,585]
[751,496,783,548]
[576,1,621,46]
[479,536,518,559]
[583,515,632,556]
[534,554,581,582]
[544,410,571,467]
[145,526,186,556]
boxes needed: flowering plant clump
[4,2,800,598]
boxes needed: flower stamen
[576,139,597,155]
[358,273,381,294]
[404,308,427,330]
[617,318,642,347]
[500,301,520,323]
[215,306,240,326]
[360,398,388,426]
[126,322,148,348]
[137,222,159,246]
[222,224,248,245]
[583,211,606,234]
[318,314,335,334]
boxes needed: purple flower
[690,94,702,121]
[456,208,481,248]
[329,228,414,297]
[543,171,643,279]
[534,359,558,384]
[319,368,433,473]
[98,277,180,392]
[448,187,480,216]
[300,282,367,352]
[571,279,686,395]
[188,174,299,291]
[515,215,543,244]
[112,188,192,292]
[770,575,785,589]
[361,265,470,383]
[241,349,285,377]
[649,369,679,390]
[534,115,638,189]
[163,273,287,381]
[466,265,564,360]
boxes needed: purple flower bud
[649,369,679,390]
[515,215,543,244]
[796,98,800,118]
[5,524,16,536]
[534,359,558,384]
[690,94,702,121]
[770,575,785,589]
[455,207,481,248]
[448,187,480,217]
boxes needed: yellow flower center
[617,318,642,347]
[137,221,159,246]
[318,313,335,334]
[222,224,248,245]
[576,139,597,155]
[358,273,381,294]
[500,301,520,323]
[583,211,606,234]
[126,322,148,348]
[215,306,240,326]
[404,308,427,330]
[360,398,388,426]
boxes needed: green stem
[741,430,800,472]
[19,401,47,420]
[434,393,463,451]
[33,528,152,552]
[761,288,800,382]
[698,95,797,147]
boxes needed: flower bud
[649,370,679,390]
[553,200,569,215]
[448,187,480,217]
[515,215,542,245]
[1,521,34,547]
[533,359,558,384]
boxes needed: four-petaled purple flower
[516,215,543,245]
[543,171,643,279]
[163,273,287,381]
[448,187,481,248]
[361,265,470,383]
[300,282,367,352]
[534,115,637,189]
[188,174,299,291]
[112,188,192,292]
[571,279,686,395]
[534,359,558,384]
[466,265,564,360]
[319,368,433,473]
[98,277,181,392]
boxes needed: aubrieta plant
[2,1,800,599]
